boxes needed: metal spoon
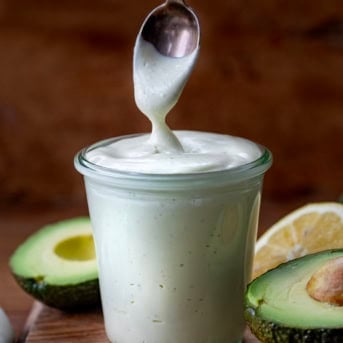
[140,0,200,58]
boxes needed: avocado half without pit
[9,218,100,311]
[245,249,343,343]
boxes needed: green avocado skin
[13,275,101,311]
[245,306,343,343]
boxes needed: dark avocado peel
[245,249,343,343]
[9,217,100,311]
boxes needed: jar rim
[74,134,272,188]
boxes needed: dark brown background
[1,0,343,208]
[0,0,343,339]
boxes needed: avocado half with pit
[245,249,343,343]
[9,217,100,311]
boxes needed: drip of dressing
[133,36,199,153]
[86,22,262,173]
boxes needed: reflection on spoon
[141,0,200,58]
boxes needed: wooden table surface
[0,197,321,341]
[24,303,259,342]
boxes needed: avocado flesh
[10,217,100,310]
[245,249,343,342]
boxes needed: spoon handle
[166,0,186,5]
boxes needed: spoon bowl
[140,0,200,58]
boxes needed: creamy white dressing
[133,36,198,153]
[86,34,261,173]
[87,130,262,173]
[79,10,269,343]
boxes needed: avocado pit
[306,257,343,306]
[54,235,95,261]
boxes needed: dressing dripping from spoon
[133,0,200,153]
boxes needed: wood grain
[24,302,259,342]
[25,304,107,342]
